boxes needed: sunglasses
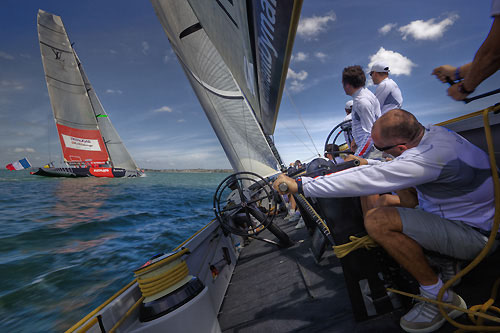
[374,142,406,151]
[369,71,374,76]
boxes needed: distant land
[143,168,233,173]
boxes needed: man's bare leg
[364,206,437,285]
[360,194,380,217]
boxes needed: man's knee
[364,207,401,237]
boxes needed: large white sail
[186,0,302,136]
[151,0,301,176]
[37,9,140,174]
[37,9,109,164]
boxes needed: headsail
[37,10,109,164]
[151,0,302,176]
[77,54,140,171]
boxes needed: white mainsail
[151,0,302,177]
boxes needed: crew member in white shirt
[342,65,382,159]
[342,100,354,149]
[274,109,497,333]
[370,62,403,115]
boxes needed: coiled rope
[134,248,191,301]
[333,235,378,258]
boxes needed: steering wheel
[324,119,354,158]
[213,172,276,237]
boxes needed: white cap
[370,62,390,73]
[345,100,353,110]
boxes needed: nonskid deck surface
[218,214,500,332]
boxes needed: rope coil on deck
[333,235,378,258]
[136,260,189,298]
[134,248,191,301]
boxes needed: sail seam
[38,22,66,35]
[45,74,85,87]
[39,41,73,54]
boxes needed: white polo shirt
[375,77,403,115]
[351,87,381,157]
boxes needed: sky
[1,0,499,170]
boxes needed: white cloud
[287,68,308,81]
[105,89,123,95]
[14,147,36,153]
[287,68,308,93]
[379,23,397,35]
[399,14,458,41]
[0,80,24,91]
[368,47,417,76]
[0,51,14,60]
[297,12,336,40]
[153,106,173,113]
[142,41,150,55]
[314,52,327,62]
[177,119,185,123]
[291,52,308,62]
[163,55,170,63]
[110,49,117,54]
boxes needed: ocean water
[0,169,230,333]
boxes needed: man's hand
[273,173,298,195]
[343,154,368,165]
[431,65,456,83]
[447,83,469,101]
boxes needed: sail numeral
[215,0,238,28]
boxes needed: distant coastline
[143,168,233,173]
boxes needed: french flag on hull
[6,157,32,171]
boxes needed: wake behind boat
[33,10,143,178]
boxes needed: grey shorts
[396,207,499,260]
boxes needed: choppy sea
[0,169,230,332]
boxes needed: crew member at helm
[274,109,497,333]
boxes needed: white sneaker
[294,217,305,229]
[289,214,301,223]
[400,288,466,333]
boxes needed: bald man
[273,109,497,332]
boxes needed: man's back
[351,87,381,156]
[375,78,403,114]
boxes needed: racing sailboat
[32,10,143,178]
[65,1,500,332]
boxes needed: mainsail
[151,0,302,177]
[37,10,140,173]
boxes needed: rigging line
[280,121,317,157]
[284,87,320,156]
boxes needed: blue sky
[1,0,499,170]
